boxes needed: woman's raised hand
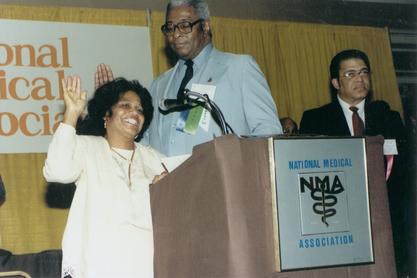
[61,75,87,127]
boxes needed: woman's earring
[104,120,107,129]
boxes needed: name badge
[175,84,216,134]
[191,84,216,132]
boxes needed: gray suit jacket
[145,44,282,156]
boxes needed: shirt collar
[179,43,213,71]
[337,95,366,113]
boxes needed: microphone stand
[184,90,234,135]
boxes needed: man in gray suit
[149,0,282,155]
[97,0,282,156]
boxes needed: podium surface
[150,135,396,278]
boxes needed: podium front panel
[150,135,396,278]
[273,137,373,270]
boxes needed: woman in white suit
[43,76,166,278]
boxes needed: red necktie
[349,106,364,136]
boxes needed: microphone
[184,90,235,135]
[158,98,192,112]
[159,90,234,135]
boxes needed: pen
[161,162,169,173]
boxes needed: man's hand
[95,63,114,89]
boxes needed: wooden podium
[150,135,397,278]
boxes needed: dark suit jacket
[299,99,407,189]
[299,100,406,141]
[300,100,409,274]
[299,99,407,210]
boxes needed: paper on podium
[383,139,398,155]
[161,154,191,172]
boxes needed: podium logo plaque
[272,137,374,271]
[299,171,350,235]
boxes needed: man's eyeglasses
[341,68,370,79]
[161,19,204,36]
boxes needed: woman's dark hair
[76,77,153,142]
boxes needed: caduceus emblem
[310,184,337,226]
[299,174,345,227]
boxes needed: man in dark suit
[300,49,405,140]
[300,49,408,276]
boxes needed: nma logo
[298,172,350,235]
[300,175,344,226]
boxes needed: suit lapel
[157,63,179,139]
[160,63,179,99]
[198,48,228,87]
[329,102,351,136]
